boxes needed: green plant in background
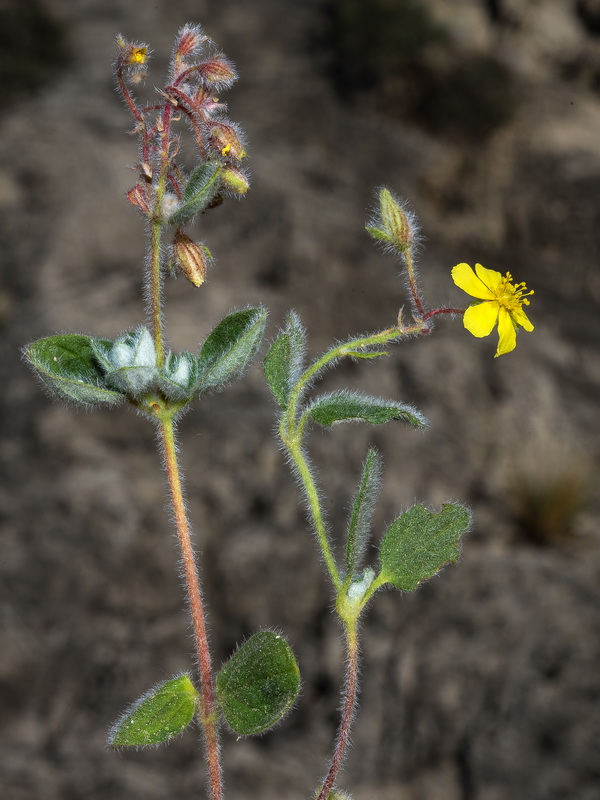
[23,24,535,800]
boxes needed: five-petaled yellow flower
[452,263,534,357]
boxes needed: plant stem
[404,249,425,319]
[285,435,341,590]
[149,218,165,366]
[287,328,403,421]
[160,415,223,800]
[317,624,359,800]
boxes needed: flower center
[495,272,534,311]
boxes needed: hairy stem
[149,218,165,366]
[160,416,222,800]
[317,624,359,800]
[403,249,425,319]
[284,435,341,590]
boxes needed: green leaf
[307,391,427,428]
[365,225,391,243]
[89,337,114,372]
[378,503,471,592]
[108,673,199,747]
[196,307,268,393]
[24,335,125,407]
[158,351,199,401]
[346,448,382,576]
[216,631,300,736]
[168,162,222,225]
[263,311,306,408]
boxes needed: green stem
[149,218,165,366]
[287,327,403,425]
[281,325,429,592]
[148,100,175,367]
[285,433,341,591]
[160,415,223,800]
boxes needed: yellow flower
[452,263,534,357]
[128,47,148,65]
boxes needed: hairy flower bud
[172,230,211,287]
[115,35,150,83]
[127,184,150,214]
[379,188,412,252]
[174,23,206,58]
[366,188,418,255]
[208,122,246,160]
[220,165,250,195]
[196,55,237,89]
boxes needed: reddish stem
[160,416,223,800]
[165,84,207,157]
[116,69,143,124]
[422,307,466,320]
[317,628,359,800]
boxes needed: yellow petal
[511,305,534,332]
[463,301,499,337]
[452,263,495,300]
[474,263,503,294]
[495,307,517,356]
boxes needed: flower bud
[220,165,250,195]
[115,35,150,83]
[127,184,150,214]
[172,230,211,287]
[174,23,206,58]
[208,122,246,160]
[196,55,237,89]
[379,188,412,252]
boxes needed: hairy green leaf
[168,162,222,225]
[263,311,306,408]
[158,351,199,401]
[24,334,125,407]
[346,448,383,576]
[308,391,427,428]
[365,225,391,243]
[196,307,267,393]
[378,503,471,592]
[216,631,300,736]
[108,673,198,747]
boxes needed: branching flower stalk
[267,189,535,798]
[24,22,536,800]
[113,28,252,800]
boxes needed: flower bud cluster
[115,24,250,285]
[90,327,200,403]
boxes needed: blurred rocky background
[1,1,599,798]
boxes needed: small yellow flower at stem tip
[128,47,148,65]
[451,263,534,357]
